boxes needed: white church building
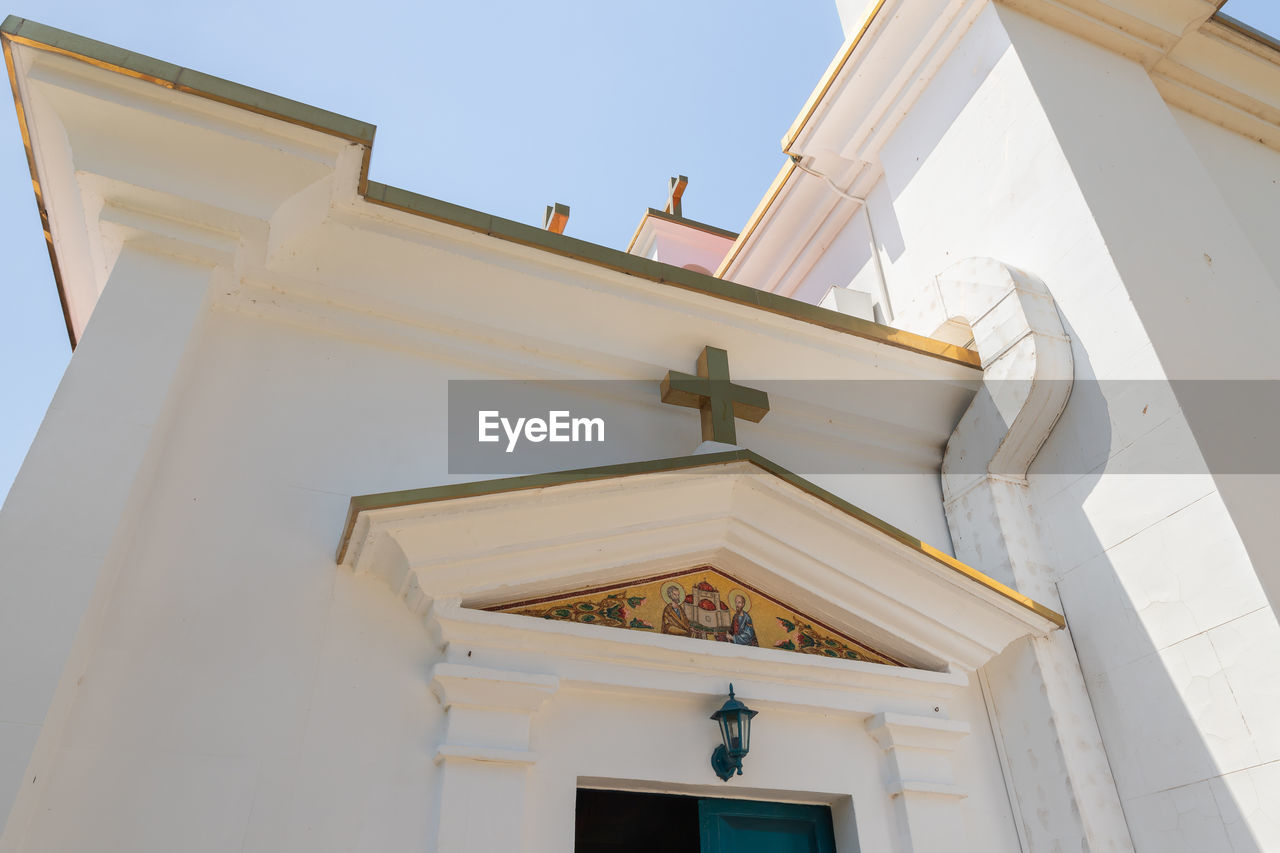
[2,0,1279,850]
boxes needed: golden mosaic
[489,566,903,666]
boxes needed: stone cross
[543,202,570,234]
[660,346,769,445]
[665,175,688,218]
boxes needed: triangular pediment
[489,565,905,667]
[339,450,1061,671]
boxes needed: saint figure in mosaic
[661,582,694,637]
[728,591,758,646]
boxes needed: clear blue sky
[0,0,1277,503]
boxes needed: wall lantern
[710,684,758,781]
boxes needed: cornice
[338,450,1065,631]
[996,1,1280,140]
[723,0,1280,286]
[428,598,968,715]
[1213,11,1280,59]
[723,0,990,286]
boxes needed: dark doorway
[575,789,700,853]
[575,789,837,853]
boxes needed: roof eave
[3,15,980,369]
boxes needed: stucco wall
[1,149,1016,853]
[1171,105,1280,289]
[8,300,1016,850]
[778,5,1280,849]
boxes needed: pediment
[339,450,1061,672]
[489,565,905,667]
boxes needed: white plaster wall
[13,310,445,852]
[1170,106,1280,288]
[254,207,968,551]
[642,220,734,273]
[533,692,896,851]
[526,679,1021,853]
[786,204,876,307]
[780,4,1280,849]
[1004,12,1280,851]
[1,226,1006,850]
[40,307,981,849]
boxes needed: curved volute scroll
[936,258,1073,602]
[939,258,1073,481]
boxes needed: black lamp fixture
[710,684,758,781]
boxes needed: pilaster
[429,663,559,853]
[0,241,219,850]
[866,712,969,852]
[997,3,1280,612]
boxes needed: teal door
[698,799,837,853]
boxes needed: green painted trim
[1,16,375,143]
[643,207,739,240]
[336,450,1066,629]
